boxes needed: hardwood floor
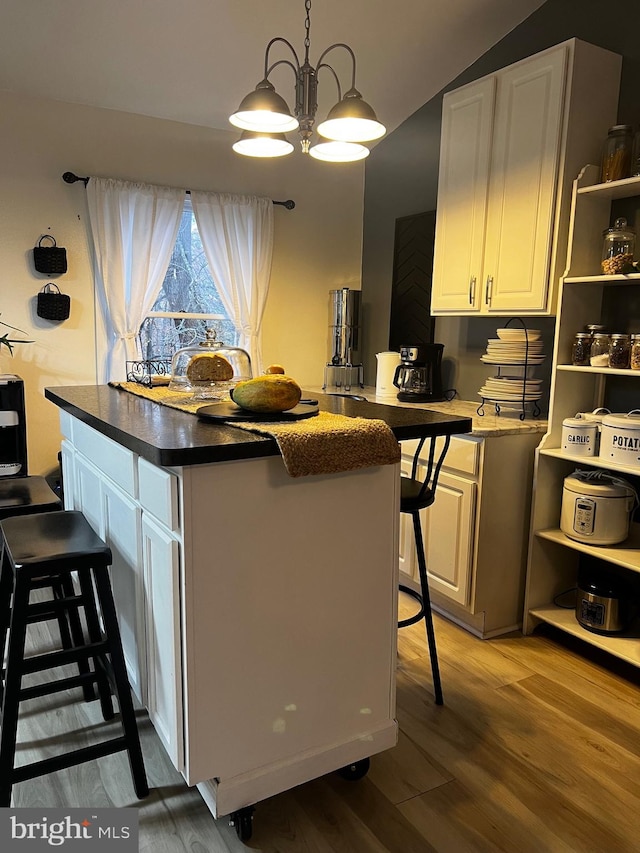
[8,594,640,852]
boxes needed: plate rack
[477,318,543,420]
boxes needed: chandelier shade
[229,80,298,133]
[228,0,384,161]
[309,141,370,162]
[232,131,295,158]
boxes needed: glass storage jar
[608,333,631,369]
[601,218,636,275]
[571,332,592,366]
[590,333,611,367]
[600,125,633,182]
[631,334,640,370]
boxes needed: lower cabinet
[60,433,182,766]
[400,431,541,638]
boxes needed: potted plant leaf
[0,316,34,354]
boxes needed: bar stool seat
[0,510,149,806]
[0,475,61,520]
[398,434,451,706]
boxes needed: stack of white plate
[480,328,545,365]
[478,375,544,403]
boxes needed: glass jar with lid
[601,218,636,275]
[631,334,640,370]
[589,333,610,367]
[600,125,633,182]
[608,333,631,369]
[168,328,252,399]
[571,332,592,366]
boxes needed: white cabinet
[431,39,621,316]
[400,430,540,638]
[524,168,640,667]
[141,513,182,769]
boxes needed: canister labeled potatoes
[599,412,640,466]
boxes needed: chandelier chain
[304,0,311,54]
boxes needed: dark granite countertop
[45,385,472,467]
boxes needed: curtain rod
[62,172,295,209]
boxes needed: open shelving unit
[523,166,640,666]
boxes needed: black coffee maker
[393,344,445,403]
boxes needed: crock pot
[599,411,640,467]
[575,562,635,634]
[560,470,636,545]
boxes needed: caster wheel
[337,756,370,781]
[230,806,254,842]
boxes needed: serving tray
[197,402,320,422]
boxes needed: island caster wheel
[337,756,370,781]
[230,806,255,842]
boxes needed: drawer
[138,457,180,532]
[72,418,137,497]
[401,435,481,478]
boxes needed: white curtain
[86,177,184,382]
[190,191,274,375]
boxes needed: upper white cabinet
[431,39,621,316]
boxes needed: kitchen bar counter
[46,383,472,826]
[45,384,472,467]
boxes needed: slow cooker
[576,565,635,634]
[560,470,637,545]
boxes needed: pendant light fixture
[229,0,385,162]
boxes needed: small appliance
[0,375,27,477]
[393,343,445,403]
[560,470,637,546]
[575,559,636,634]
[375,351,401,397]
[323,288,364,391]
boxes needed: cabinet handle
[469,276,476,305]
[485,276,493,305]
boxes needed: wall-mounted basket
[37,283,70,321]
[33,235,67,275]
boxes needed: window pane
[139,202,236,359]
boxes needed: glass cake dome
[168,328,252,400]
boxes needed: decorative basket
[33,235,67,275]
[36,283,71,321]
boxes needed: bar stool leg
[91,566,149,799]
[412,511,444,706]
[0,574,31,807]
[56,573,96,702]
[76,571,114,721]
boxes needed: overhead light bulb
[233,131,294,158]
[317,89,386,142]
[229,80,299,133]
[309,141,370,162]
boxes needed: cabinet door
[431,77,495,314]
[420,471,476,606]
[142,514,183,770]
[101,478,146,704]
[483,46,567,312]
[60,440,77,510]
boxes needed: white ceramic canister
[561,416,598,457]
[599,411,640,467]
[375,351,401,397]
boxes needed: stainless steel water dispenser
[323,288,364,391]
[0,375,27,477]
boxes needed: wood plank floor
[8,594,640,852]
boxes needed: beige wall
[0,90,365,476]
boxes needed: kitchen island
[45,384,471,827]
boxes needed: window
[138,200,235,360]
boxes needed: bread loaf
[186,353,234,382]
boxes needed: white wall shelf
[529,606,640,666]
[535,524,640,574]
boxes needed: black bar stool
[0,510,149,806]
[398,435,451,706]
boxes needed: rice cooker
[599,411,640,467]
[560,470,637,545]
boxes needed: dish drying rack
[477,318,543,421]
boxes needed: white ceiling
[0,0,546,139]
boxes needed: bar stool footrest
[10,736,129,785]
[398,584,426,627]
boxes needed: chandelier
[229,0,385,162]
